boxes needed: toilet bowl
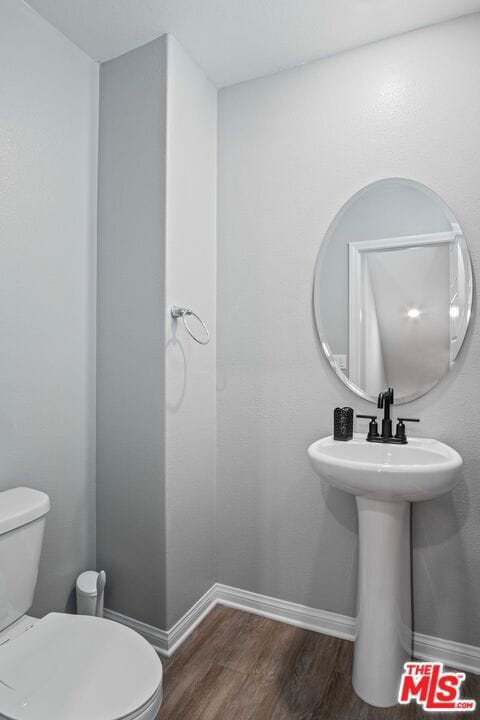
[0,488,163,720]
[0,614,163,720]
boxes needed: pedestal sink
[308,434,462,707]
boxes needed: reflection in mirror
[314,179,472,403]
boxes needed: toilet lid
[0,613,162,720]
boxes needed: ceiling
[27,0,480,87]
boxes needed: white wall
[217,14,480,646]
[0,0,98,614]
[164,36,217,628]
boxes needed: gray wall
[97,37,168,627]
[217,14,480,646]
[0,0,98,615]
[97,35,217,630]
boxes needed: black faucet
[378,387,394,440]
[357,387,419,444]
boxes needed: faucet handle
[395,417,420,441]
[356,414,379,440]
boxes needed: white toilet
[0,488,163,720]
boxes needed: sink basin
[307,433,462,708]
[308,434,462,502]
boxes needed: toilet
[0,487,163,720]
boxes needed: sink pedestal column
[353,497,412,707]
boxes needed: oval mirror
[314,178,473,403]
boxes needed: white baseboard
[166,584,218,656]
[414,632,480,675]
[215,583,355,640]
[105,583,480,674]
[105,583,217,657]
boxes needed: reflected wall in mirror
[314,178,473,403]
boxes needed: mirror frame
[313,178,473,404]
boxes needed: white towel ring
[170,306,210,345]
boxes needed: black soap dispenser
[333,407,353,441]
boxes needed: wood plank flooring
[156,605,480,720]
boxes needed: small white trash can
[76,570,106,617]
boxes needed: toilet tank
[0,488,50,632]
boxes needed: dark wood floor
[156,605,480,720]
